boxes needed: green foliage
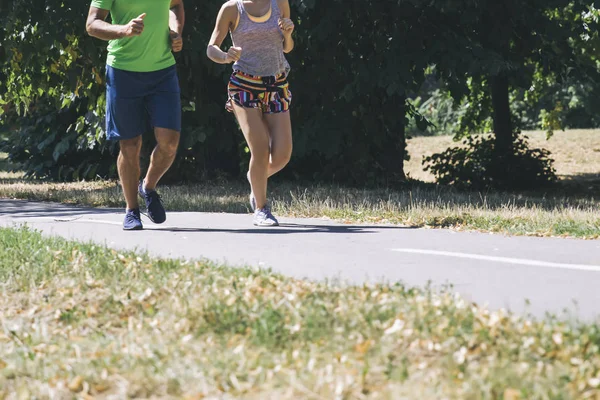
[433,0,599,143]
[424,135,557,190]
[408,87,467,137]
[0,0,112,180]
[0,0,448,185]
[0,0,598,186]
[512,76,600,136]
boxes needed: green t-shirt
[90,0,175,72]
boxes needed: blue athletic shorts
[105,65,181,141]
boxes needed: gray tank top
[231,0,291,77]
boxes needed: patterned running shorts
[226,70,292,114]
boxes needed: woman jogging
[207,0,294,227]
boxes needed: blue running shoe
[123,208,143,231]
[139,182,166,224]
[253,204,279,227]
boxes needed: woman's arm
[278,0,294,53]
[206,1,241,64]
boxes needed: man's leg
[118,136,143,209]
[105,65,147,230]
[139,65,181,224]
[143,128,180,190]
[137,128,179,224]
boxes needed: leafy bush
[0,98,116,180]
[2,0,594,185]
[0,0,449,184]
[424,135,557,190]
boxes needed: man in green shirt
[86,0,185,230]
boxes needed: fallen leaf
[68,375,84,392]
[184,394,206,400]
[94,382,110,393]
[355,340,372,355]
[504,388,521,400]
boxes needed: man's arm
[169,0,185,52]
[169,0,185,35]
[86,6,146,40]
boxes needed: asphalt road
[2,199,600,320]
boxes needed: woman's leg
[264,111,293,177]
[232,104,270,209]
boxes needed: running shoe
[253,204,279,227]
[139,181,167,224]
[123,208,143,231]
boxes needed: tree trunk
[396,95,407,182]
[490,74,513,156]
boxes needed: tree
[424,0,599,188]
[449,0,598,151]
[288,0,462,184]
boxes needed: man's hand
[121,13,146,37]
[170,30,183,52]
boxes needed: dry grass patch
[406,129,600,182]
[1,137,599,239]
[1,226,599,399]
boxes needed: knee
[250,140,270,164]
[158,134,180,156]
[272,146,292,169]
[119,137,142,159]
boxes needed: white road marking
[392,248,600,272]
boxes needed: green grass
[0,226,599,398]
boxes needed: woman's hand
[225,46,242,63]
[278,18,294,37]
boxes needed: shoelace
[146,190,162,204]
[258,205,275,220]
[126,210,141,222]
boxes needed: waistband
[231,70,288,85]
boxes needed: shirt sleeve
[90,0,114,10]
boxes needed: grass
[1,226,599,399]
[1,130,599,239]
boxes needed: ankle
[142,180,156,192]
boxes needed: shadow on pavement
[150,222,418,235]
[0,200,117,218]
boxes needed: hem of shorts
[107,58,176,73]
[263,109,291,114]
[106,132,143,141]
[152,125,182,133]
[229,103,291,114]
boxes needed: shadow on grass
[1,172,598,217]
[263,179,599,213]
[560,173,600,191]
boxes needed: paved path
[2,199,600,320]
